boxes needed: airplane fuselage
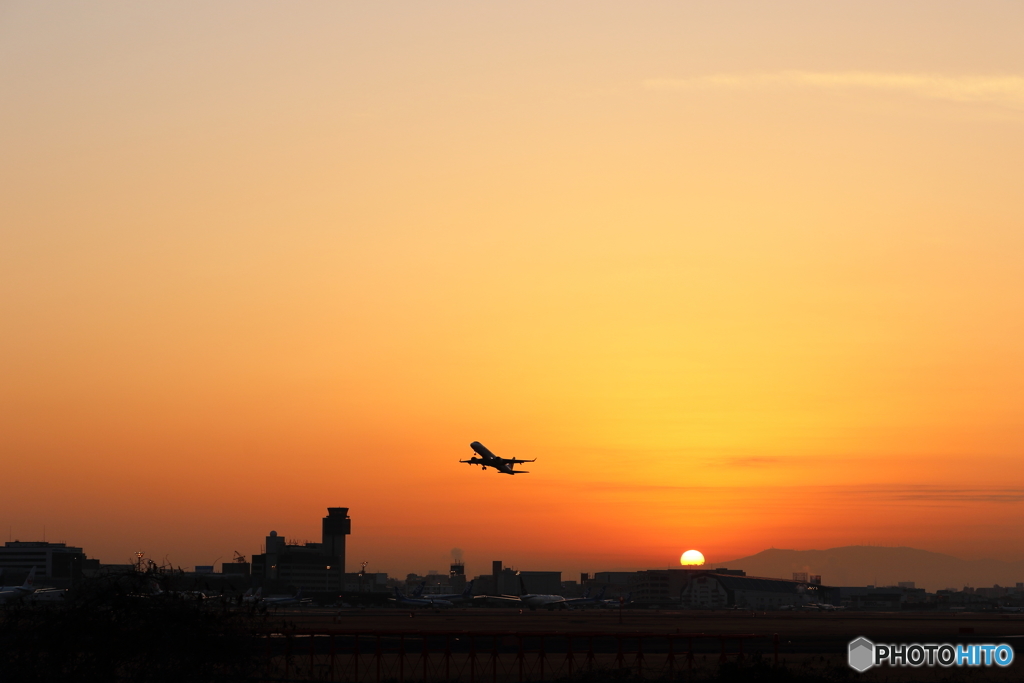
[461,442,534,475]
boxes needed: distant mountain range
[711,546,1024,592]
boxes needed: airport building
[251,507,351,593]
[472,563,562,596]
[681,572,840,608]
[0,541,91,579]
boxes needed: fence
[257,631,779,683]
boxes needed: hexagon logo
[848,637,875,672]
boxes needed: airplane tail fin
[23,567,36,588]
[518,575,529,596]
[463,580,474,597]
[255,587,262,598]
[412,581,426,597]
[596,585,607,600]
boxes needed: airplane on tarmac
[0,567,35,594]
[602,592,632,608]
[241,587,262,604]
[516,576,565,610]
[563,586,607,609]
[423,580,475,605]
[0,567,36,604]
[27,588,67,603]
[460,442,535,475]
[391,587,454,609]
[262,588,307,606]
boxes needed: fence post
[423,635,430,683]
[567,636,574,678]
[636,636,644,679]
[330,634,336,682]
[310,634,316,680]
[539,636,545,682]
[445,634,452,682]
[773,633,779,666]
[667,636,675,678]
[471,635,477,683]
[285,634,293,682]
[375,634,381,683]
[400,633,405,683]
[355,634,360,683]
[517,636,524,683]
[492,635,498,683]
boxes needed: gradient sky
[2,1,1023,580]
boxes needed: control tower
[322,507,351,573]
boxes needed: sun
[680,549,705,566]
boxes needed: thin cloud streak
[580,482,1024,504]
[644,72,1024,109]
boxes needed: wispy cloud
[643,72,1024,109]
[720,456,782,467]
[578,482,1024,505]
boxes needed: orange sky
[2,1,1024,579]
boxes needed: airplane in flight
[460,442,535,475]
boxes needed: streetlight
[325,565,331,592]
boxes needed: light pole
[325,565,331,593]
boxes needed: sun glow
[680,550,705,566]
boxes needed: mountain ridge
[711,546,1024,592]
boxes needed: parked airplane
[241,587,263,604]
[602,592,632,608]
[27,588,67,603]
[564,586,607,608]
[517,576,565,610]
[0,567,37,604]
[263,588,306,606]
[391,587,454,609]
[460,442,535,475]
[424,580,475,604]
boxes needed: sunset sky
[2,1,1023,580]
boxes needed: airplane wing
[473,595,523,606]
[504,458,536,464]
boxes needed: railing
[256,631,778,683]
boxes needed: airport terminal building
[681,572,841,608]
[0,541,91,579]
[251,507,351,593]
